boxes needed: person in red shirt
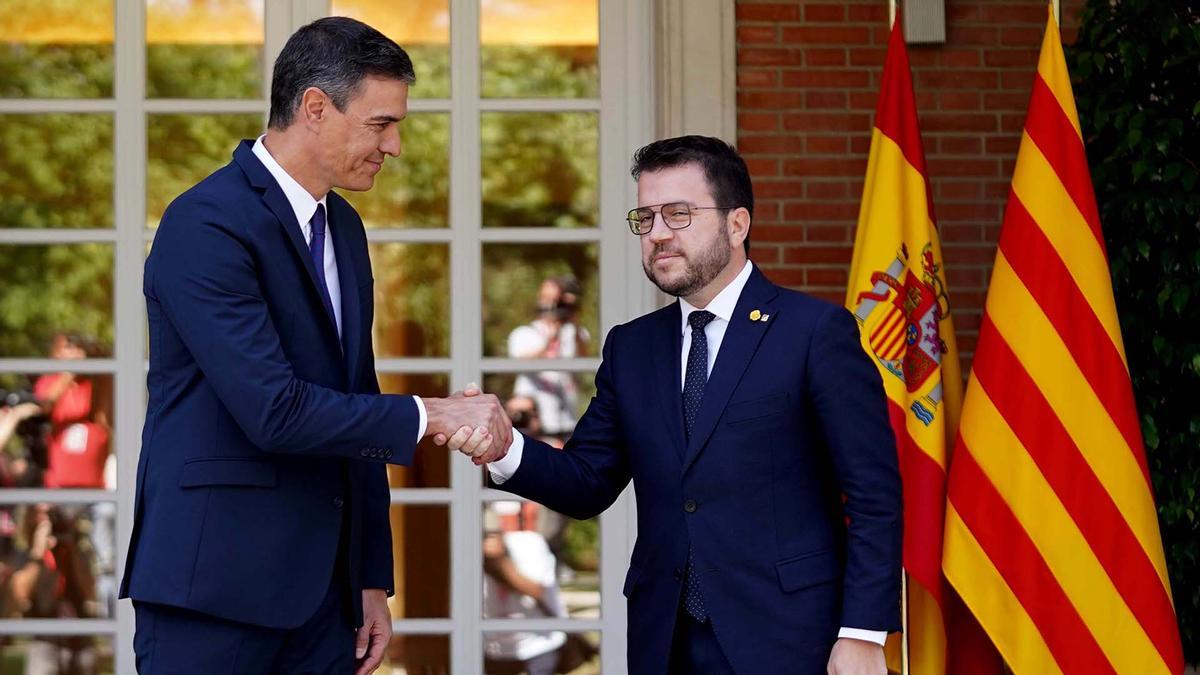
[32,334,111,489]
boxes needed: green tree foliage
[1069,1,1200,661]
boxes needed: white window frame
[1,0,656,672]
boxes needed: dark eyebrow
[366,115,403,124]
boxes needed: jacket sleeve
[150,193,419,464]
[807,305,903,632]
[358,357,395,594]
[495,325,632,521]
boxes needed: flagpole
[901,573,910,675]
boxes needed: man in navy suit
[120,18,509,674]
[453,136,901,674]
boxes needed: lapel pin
[760,314,770,322]
[749,309,762,321]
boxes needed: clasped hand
[424,384,511,464]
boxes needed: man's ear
[300,87,329,130]
[728,207,751,248]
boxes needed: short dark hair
[268,17,415,130]
[631,135,755,255]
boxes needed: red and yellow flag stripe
[942,8,1183,674]
[847,15,994,674]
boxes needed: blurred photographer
[32,333,112,490]
[0,388,47,488]
[506,277,590,439]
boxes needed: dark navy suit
[120,141,417,668]
[497,267,902,674]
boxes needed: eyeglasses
[626,202,738,236]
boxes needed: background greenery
[1069,0,1200,662]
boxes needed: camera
[0,389,39,408]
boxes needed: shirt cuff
[413,395,427,443]
[487,431,525,484]
[837,628,887,646]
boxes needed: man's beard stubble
[642,221,732,298]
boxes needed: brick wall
[737,0,1084,373]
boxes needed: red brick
[806,267,850,286]
[785,157,868,177]
[1001,70,1035,91]
[804,226,851,242]
[937,181,983,200]
[848,4,888,22]
[754,200,783,223]
[754,181,807,199]
[923,113,998,133]
[984,49,1039,68]
[985,180,1012,199]
[805,48,847,66]
[737,3,801,21]
[1000,113,1026,132]
[746,158,780,177]
[939,136,984,155]
[849,48,887,67]
[805,91,848,109]
[915,91,936,109]
[917,70,999,90]
[782,69,871,89]
[956,310,983,332]
[739,90,805,109]
[739,134,806,154]
[984,92,1032,110]
[782,26,872,45]
[947,26,1000,46]
[783,112,868,132]
[849,92,878,110]
[908,49,941,67]
[763,267,806,287]
[806,136,848,154]
[927,158,1000,177]
[1002,26,1045,46]
[946,267,983,289]
[985,135,1021,155]
[754,224,806,242]
[784,201,861,221]
[940,49,983,68]
[942,244,1001,265]
[938,202,1001,222]
[738,68,779,88]
[804,4,846,22]
[850,135,872,154]
[783,245,854,264]
[808,290,846,304]
[752,244,783,266]
[739,112,780,132]
[939,92,981,110]
[738,25,780,44]
[738,47,804,66]
[806,181,849,199]
[939,224,985,243]
[947,5,980,22]
[981,4,1053,24]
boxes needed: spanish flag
[942,8,1184,674]
[847,14,997,675]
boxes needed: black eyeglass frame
[626,202,741,236]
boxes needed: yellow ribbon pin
[749,310,761,321]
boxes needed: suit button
[360,448,370,457]
[333,496,344,509]
[384,449,393,459]
[673,568,682,582]
[684,500,697,513]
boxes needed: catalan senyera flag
[847,15,1000,675]
[942,8,1184,675]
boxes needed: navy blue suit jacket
[120,141,419,629]
[497,267,902,674]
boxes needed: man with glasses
[447,135,901,674]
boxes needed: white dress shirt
[252,136,427,440]
[490,260,886,645]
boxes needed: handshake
[423,384,512,464]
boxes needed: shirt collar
[252,135,327,229]
[679,260,754,335]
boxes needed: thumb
[356,625,370,659]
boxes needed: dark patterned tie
[682,309,715,621]
[309,204,335,321]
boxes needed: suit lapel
[682,267,780,473]
[233,142,341,352]
[328,197,362,388]
[652,302,687,461]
